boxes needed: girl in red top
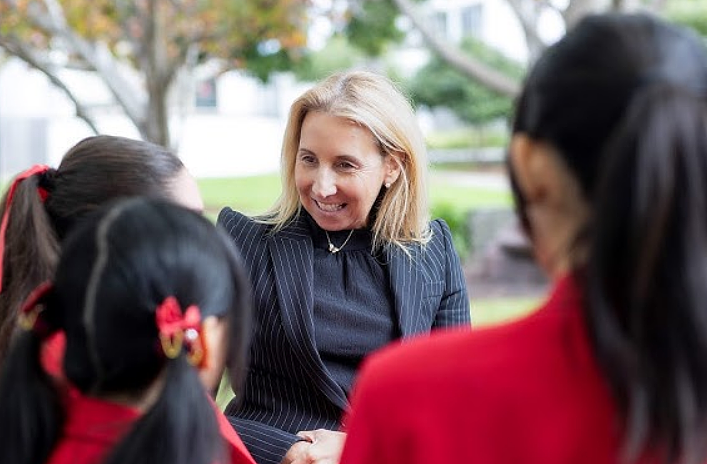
[341,13,707,464]
[0,197,254,464]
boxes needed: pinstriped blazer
[217,208,470,464]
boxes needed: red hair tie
[0,165,51,293]
[155,296,205,366]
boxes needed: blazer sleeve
[432,219,471,328]
[228,417,302,464]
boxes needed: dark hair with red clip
[0,197,252,464]
[0,135,184,363]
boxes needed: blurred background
[0,0,703,325]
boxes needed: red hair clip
[155,296,205,366]
[0,165,51,294]
[18,281,54,336]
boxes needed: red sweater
[46,391,139,464]
[340,276,632,464]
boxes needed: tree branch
[563,0,605,30]
[0,34,100,134]
[505,0,549,62]
[24,0,147,128]
[390,0,519,96]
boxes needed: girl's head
[1,197,251,464]
[510,13,707,463]
[509,13,707,275]
[54,197,249,396]
[0,135,203,361]
[42,134,203,237]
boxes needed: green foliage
[664,0,707,38]
[408,37,525,125]
[344,0,405,56]
[430,201,470,261]
[292,35,366,82]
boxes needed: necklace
[325,230,355,254]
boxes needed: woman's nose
[312,169,337,198]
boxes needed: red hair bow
[155,296,204,365]
[0,165,51,293]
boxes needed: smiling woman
[295,112,401,232]
[217,70,471,464]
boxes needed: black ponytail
[0,330,63,464]
[0,172,59,361]
[103,356,226,464]
[587,84,707,463]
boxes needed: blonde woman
[218,71,470,464]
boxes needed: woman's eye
[300,155,316,164]
[337,161,356,170]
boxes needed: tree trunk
[139,0,173,148]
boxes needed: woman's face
[294,111,399,231]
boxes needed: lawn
[472,296,540,327]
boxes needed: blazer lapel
[268,217,348,409]
[386,245,423,338]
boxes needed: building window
[195,78,217,109]
[461,4,483,38]
[431,11,448,39]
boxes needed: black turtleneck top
[304,213,398,395]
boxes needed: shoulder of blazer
[217,208,311,245]
[217,207,270,244]
[423,218,451,255]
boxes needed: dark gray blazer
[218,208,470,464]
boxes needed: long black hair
[0,197,252,464]
[0,135,185,362]
[511,13,707,463]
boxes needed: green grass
[472,296,541,327]
[198,175,283,217]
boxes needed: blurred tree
[292,35,365,82]
[0,0,310,148]
[388,0,667,97]
[409,38,523,126]
[664,0,707,37]
[343,0,405,56]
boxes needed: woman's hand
[280,429,346,464]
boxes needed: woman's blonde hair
[260,70,431,251]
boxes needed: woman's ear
[383,153,403,186]
[510,133,545,204]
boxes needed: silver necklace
[325,229,355,254]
